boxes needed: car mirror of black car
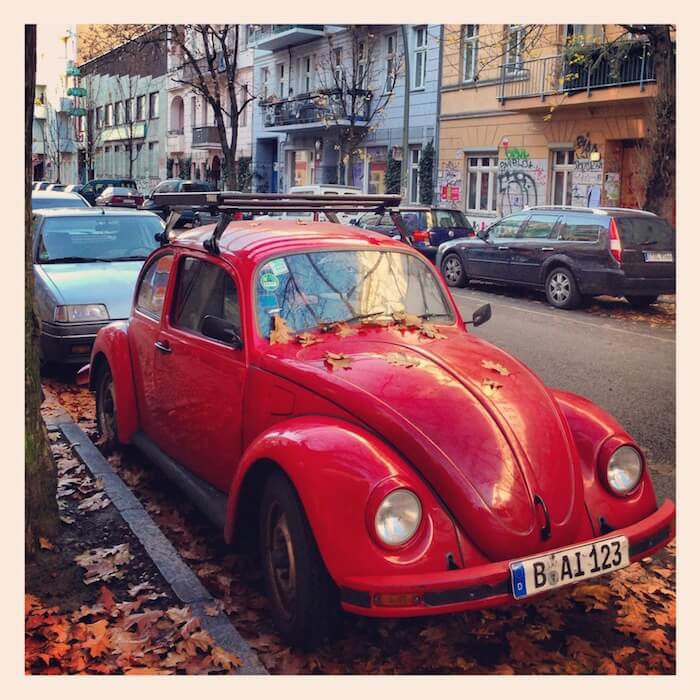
[201,314,243,349]
[466,303,492,328]
[477,228,490,241]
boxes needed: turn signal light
[373,592,421,607]
[609,218,622,265]
[412,230,430,243]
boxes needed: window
[520,214,559,239]
[358,41,368,90]
[148,142,157,176]
[105,103,113,126]
[261,67,269,101]
[409,147,421,203]
[136,254,173,319]
[385,33,397,92]
[367,146,387,194]
[136,143,144,177]
[566,25,604,46]
[462,25,479,82]
[115,101,123,125]
[303,56,312,93]
[551,149,575,205]
[276,63,285,98]
[489,213,528,239]
[136,95,146,120]
[505,24,525,75]
[558,214,606,242]
[149,92,159,119]
[96,106,104,128]
[333,48,343,85]
[412,26,428,89]
[172,257,241,342]
[190,96,197,126]
[105,146,112,175]
[465,155,498,213]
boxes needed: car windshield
[430,209,472,230]
[255,249,454,338]
[615,216,674,248]
[37,215,164,263]
[32,195,88,210]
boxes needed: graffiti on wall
[437,160,463,202]
[497,155,547,216]
[571,134,603,207]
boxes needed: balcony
[250,25,327,51]
[192,125,220,149]
[497,42,656,105]
[260,89,372,132]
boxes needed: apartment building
[438,24,663,229]
[249,24,441,199]
[166,25,254,187]
[78,28,168,191]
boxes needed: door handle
[154,339,172,353]
[498,246,510,250]
[540,247,554,251]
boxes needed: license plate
[644,251,673,263]
[510,536,629,599]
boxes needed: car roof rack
[153,191,406,254]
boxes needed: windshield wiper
[111,255,151,261]
[419,312,452,320]
[341,310,387,324]
[43,256,112,263]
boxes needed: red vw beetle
[84,193,675,649]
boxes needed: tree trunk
[643,27,675,223]
[25,25,59,558]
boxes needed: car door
[467,213,529,281]
[509,213,561,284]
[151,252,247,492]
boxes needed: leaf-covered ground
[40,380,676,674]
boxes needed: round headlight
[374,489,422,546]
[607,445,643,495]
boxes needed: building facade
[438,24,662,230]
[78,28,168,192]
[249,24,442,199]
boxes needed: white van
[256,185,363,224]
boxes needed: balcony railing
[497,42,656,103]
[260,89,372,130]
[192,125,220,147]
[250,25,325,51]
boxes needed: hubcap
[443,256,462,284]
[549,272,571,304]
[265,504,297,620]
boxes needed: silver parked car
[32,208,165,365]
[32,190,90,210]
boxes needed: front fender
[552,389,659,532]
[90,321,139,444]
[225,416,463,584]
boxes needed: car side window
[558,215,606,242]
[520,214,560,239]
[489,214,528,239]
[136,254,173,319]
[82,184,94,195]
[171,257,241,343]
[94,183,107,196]
[359,214,380,227]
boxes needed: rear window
[182,182,211,193]
[615,216,674,248]
[400,211,429,232]
[430,210,473,230]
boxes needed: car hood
[260,326,588,560]
[37,261,145,320]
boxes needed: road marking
[452,290,676,344]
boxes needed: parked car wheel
[192,213,202,228]
[625,295,658,308]
[96,365,120,448]
[441,252,467,287]
[545,267,581,310]
[259,472,340,649]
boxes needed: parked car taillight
[609,218,623,265]
[412,230,430,243]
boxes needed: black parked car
[353,206,475,260]
[78,179,139,205]
[139,179,212,226]
[436,206,675,309]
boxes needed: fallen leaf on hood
[482,378,503,397]
[419,323,446,339]
[335,323,358,337]
[269,315,294,345]
[481,359,510,376]
[296,332,322,347]
[392,311,422,328]
[385,352,421,368]
[324,352,353,371]
[361,316,392,327]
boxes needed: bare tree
[77,23,154,64]
[168,24,255,190]
[26,24,59,557]
[113,74,153,179]
[316,26,402,185]
[42,106,73,183]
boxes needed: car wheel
[192,213,202,228]
[545,267,581,309]
[259,472,340,650]
[441,253,467,287]
[625,295,658,308]
[95,365,120,449]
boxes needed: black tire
[440,252,467,288]
[259,472,340,649]
[95,364,120,449]
[192,213,202,228]
[545,267,581,310]
[625,295,658,308]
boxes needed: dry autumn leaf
[482,378,503,397]
[269,315,294,345]
[419,323,446,339]
[324,352,353,371]
[210,646,242,671]
[39,537,54,551]
[77,492,110,512]
[481,359,511,376]
[335,323,358,337]
[296,332,322,347]
[385,352,421,368]
[392,311,422,328]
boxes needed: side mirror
[201,315,243,348]
[477,228,490,241]
[467,303,492,328]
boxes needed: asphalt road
[451,286,676,504]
